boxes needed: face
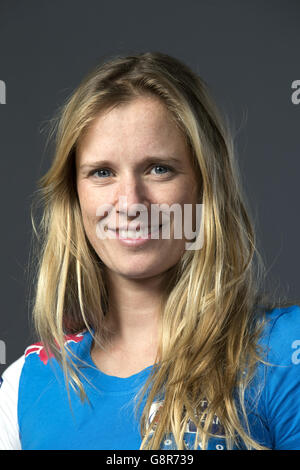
[76,96,199,281]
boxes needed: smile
[108,224,164,246]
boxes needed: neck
[102,269,168,352]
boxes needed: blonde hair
[28,51,296,450]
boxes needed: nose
[115,175,149,222]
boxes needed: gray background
[0,0,299,374]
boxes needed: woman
[0,51,299,450]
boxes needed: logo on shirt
[147,398,225,449]
[0,376,3,388]
[24,333,85,365]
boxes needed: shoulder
[17,331,90,396]
[5,330,91,450]
[1,354,25,384]
[0,355,25,450]
[0,354,25,405]
[255,304,300,449]
[18,330,91,400]
[0,332,87,450]
[23,331,88,366]
[259,304,300,365]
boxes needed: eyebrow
[79,156,182,171]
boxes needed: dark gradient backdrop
[0,0,299,373]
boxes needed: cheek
[159,181,195,206]
[167,186,198,220]
[77,186,99,230]
[170,184,199,234]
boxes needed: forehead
[76,96,190,164]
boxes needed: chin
[99,249,182,280]
[118,267,162,280]
[107,258,169,280]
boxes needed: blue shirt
[0,304,300,450]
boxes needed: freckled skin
[76,96,198,281]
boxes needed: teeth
[118,226,160,238]
[119,230,146,238]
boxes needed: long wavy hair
[28,51,296,450]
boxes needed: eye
[88,164,174,179]
[90,168,112,178]
[150,165,173,176]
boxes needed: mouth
[112,224,163,239]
